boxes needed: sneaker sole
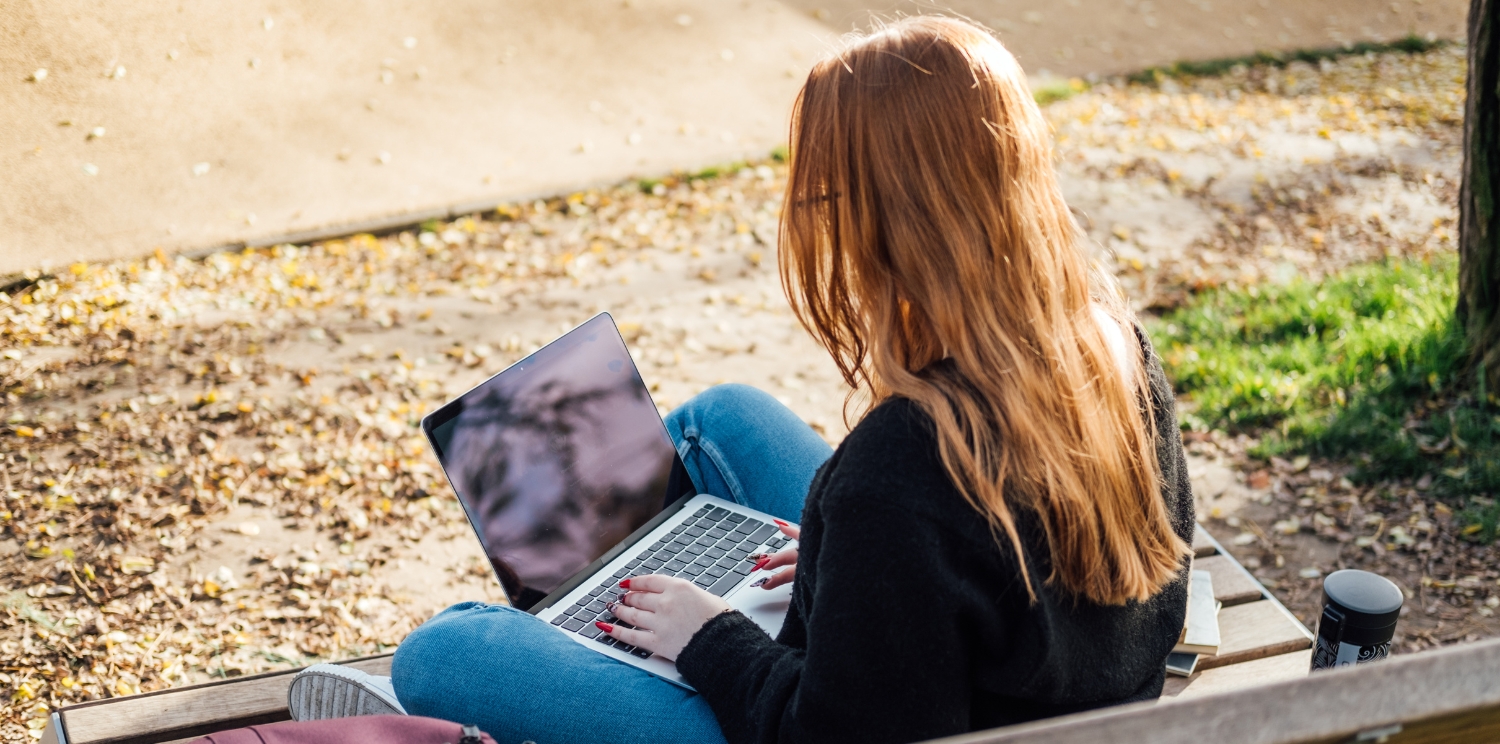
[287,666,404,721]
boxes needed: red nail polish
[773,519,788,526]
[753,557,770,571]
[618,578,631,589]
[595,621,615,633]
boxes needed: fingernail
[750,576,769,588]
[618,578,631,589]
[773,519,788,526]
[753,557,770,571]
[605,600,617,612]
[595,621,615,633]
[746,553,765,561]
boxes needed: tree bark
[1459,0,1500,395]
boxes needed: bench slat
[1196,554,1265,607]
[1197,599,1312,671]
[59,655,392,744]
[1191,526,1216,558]
[1162,649,1310,700]
[928,637,1500,744]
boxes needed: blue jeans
[392,384,833,744]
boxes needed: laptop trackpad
[728,580,794,639]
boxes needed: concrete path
[1,0,1467,275]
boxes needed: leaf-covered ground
[1152,255,1500,652]
[0,45,1477,740]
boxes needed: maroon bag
[188,715,496,744]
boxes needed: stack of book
[1166,569,1221,677]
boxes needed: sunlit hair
[779,16,1189,605]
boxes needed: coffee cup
[1310,569,1404,671]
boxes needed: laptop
[420,312,796,689]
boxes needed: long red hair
[779,17,1188,604]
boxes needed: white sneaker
[287,663,408,721]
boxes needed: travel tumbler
[1310,569,1404,671]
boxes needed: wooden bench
[42,526,1318,744]
[41,655,395,744]
[947,636,1500,744]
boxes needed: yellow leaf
[14,426,35,437]
[119,556,155,575]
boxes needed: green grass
[1033,77,1090,105]
[636,150,793,194]
[1128,34,1449,86]
[1148,255,1500,540]
[636,162,744,194]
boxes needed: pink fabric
[190,715,496,744]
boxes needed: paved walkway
[1,0,1467,275]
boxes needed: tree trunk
[1459,0,1500,395]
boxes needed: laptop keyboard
[548,504,794,658]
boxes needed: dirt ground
[0,44,1486,741]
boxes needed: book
[1165,651,1199,677]
[1173,569,1221,656]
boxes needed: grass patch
[636,147,783,194]
[1033,77,1090,105]
[1128,34,1449,85]
[637,160,750,194]
[1148,255,1500,539]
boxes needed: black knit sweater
[676,335,1195,744]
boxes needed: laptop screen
[423,313,696,608]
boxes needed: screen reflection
[427,315,693,607]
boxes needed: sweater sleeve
[676,484,983,744]
[1138,327,1196,542]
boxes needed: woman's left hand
[599,575,731,661]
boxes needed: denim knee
[666,383,776,433]
[391,602,516,708]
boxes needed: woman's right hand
[750,519,800,590]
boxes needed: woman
[358,16,1192,744]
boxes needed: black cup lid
[1323,569,1404,628]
